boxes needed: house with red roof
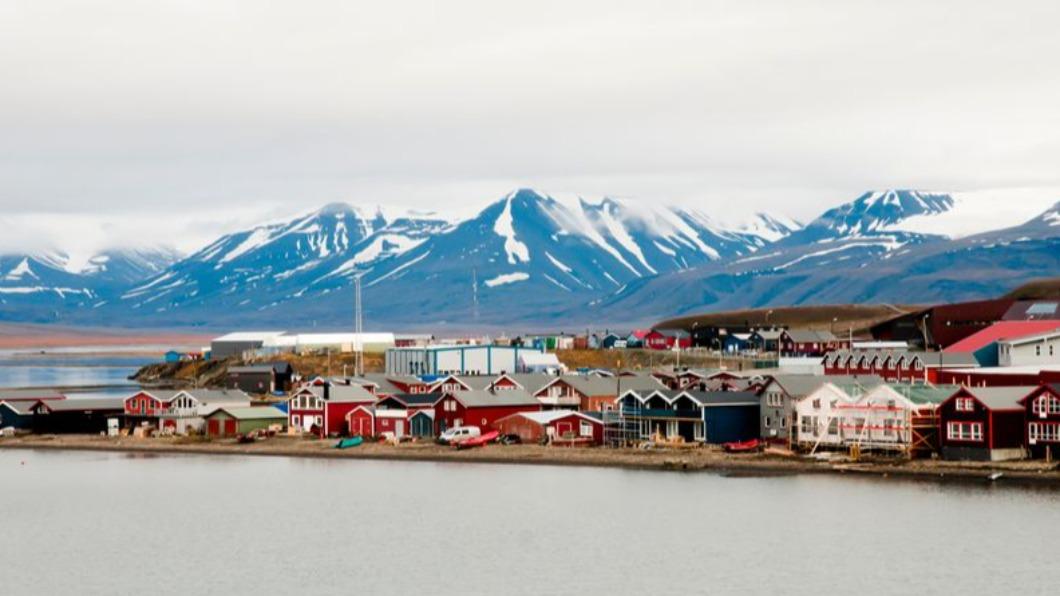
[943,320,1060,367]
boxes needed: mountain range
[2,189,1057,329]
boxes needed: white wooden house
[794,383,854,449]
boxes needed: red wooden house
[287,383,376,437]
[781,330,847,357]
[433,389,540,433]
[494,411,604,445]
[1020,384,1060,459]
[644,329,692,351]
[937,386,1034,461]
[123,390,174,425]
[354,394,444,437]
[532,375,662,411]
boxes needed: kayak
[455,430,499,449]
[723,438,760,453]
[335,436,365,449]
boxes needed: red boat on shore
[723,438,760,453]
[455,430,499,450]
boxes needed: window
[292,415,301,427]
[780,417,787,429]
[1037,345,1042,356]
[800,416,813,435]
[946,422,983,442]
[828,418,839,435]
[579,421,593,437]
[1032,395,1060,416]
[812,399,821,410]
[883,419,895,437]
[955,398,975,412]
[1029,422,1060,442]
[764,416,772,428]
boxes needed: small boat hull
[335,436,365,449]
[455,430,499,449]
[723,439,760,453]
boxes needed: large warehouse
[385,344,544,376]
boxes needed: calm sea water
[0,351,150,391]
[2,449,1058,596]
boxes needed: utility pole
[354,273,364,377]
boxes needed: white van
[439,426,481,445]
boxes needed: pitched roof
[960,386,1037,410]
[450,389,539,408]
[767,374,883,398]
[179,389,252,404]
[881,384,961,405]
[208,406,287,420]
[683,390,760,406]
[39,397,126,412]
[388,393,444,407]
[500,410,600,425]
[944,320,1060,353]
[753,329,784,340]
[1000,328,1060,346]
[0,400,36,415]
[492,374,556,394]
[0,389,65,401]
[651,328,690,338]
[784,329,838,343]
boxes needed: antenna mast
[472,267,479,321]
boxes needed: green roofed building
[204,406,286,437]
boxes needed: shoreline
[4,435,1060,488]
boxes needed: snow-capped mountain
[92,189,786,325]
[2,187,1056,327]
[0,248,179,322]
[110,202,452,318]
[589,195,1060,322]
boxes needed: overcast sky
[2,0,1059,258]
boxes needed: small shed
[205,406,286,437]
[164,350,183,363]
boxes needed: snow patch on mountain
[484,272,530,287]
[493,192,531,264]
[4,258,37,281]
[739,212,802,243]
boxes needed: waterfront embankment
[4,434,1060,487]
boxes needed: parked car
[438,426,481,445]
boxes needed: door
[394,420,405,437]
[223,419,237,436]
[411,415,431,437]
[555,422,573,439]
[353,417,370,436]
[207,419,220,436]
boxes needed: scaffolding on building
[602,397,644,448]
